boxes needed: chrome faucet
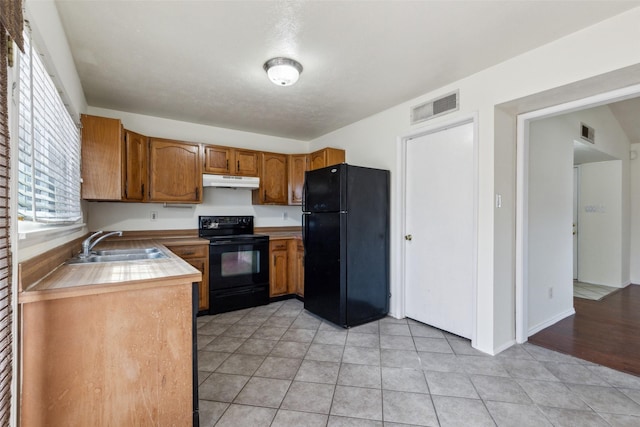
[81,230,123,258]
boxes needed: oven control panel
[199,216,254,235]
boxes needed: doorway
[516,85,640,343]
[402,117,477,342]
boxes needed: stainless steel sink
[66,248,168,264]
[94,247,163,256]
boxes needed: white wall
[578,161,624,286]
[86,107,309,231]
[310,8,640,353]
[527,118,574,333]
[631,142,640,284]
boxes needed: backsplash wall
[87,188,304,231]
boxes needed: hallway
[529,284,640,376]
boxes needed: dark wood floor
[529,284,640,376]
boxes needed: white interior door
[404,121,475,339]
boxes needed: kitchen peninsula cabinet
[203,145,259,176]
[309,147,345,170]
[148,138,202,203]
[165,242,209,312]
[288,154,308,205]
[253,152,288,205]
[20,284,193,426]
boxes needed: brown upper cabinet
[81,114,125,201]
[123,130,147,201]
[203,145,259,177]
[253,152,288,205]
[148,138,202,203]
[288,154,308,205]
[309,147,345,171]
[81,114,148,202]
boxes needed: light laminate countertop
[19,238,207,304]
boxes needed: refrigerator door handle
[302,179,307,212]
[302,213,307,250]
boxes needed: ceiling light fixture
[263,57,303,86]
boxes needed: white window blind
[17,33,81,224]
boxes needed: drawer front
[270,241,288,252]
[166,244,207,259]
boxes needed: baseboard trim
[528,307,575,337]
[492,339,517,355]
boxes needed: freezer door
[303,212,345,326]
[304,164,345,212]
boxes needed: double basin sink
[66,247,168,264]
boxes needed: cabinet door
[286,239,304,296]
[309,147,345,171]
[235,149,259,176]
[288,154,308,205]
[123,130,147,201]
[255,152,287,205]
[148,139,202,202]
[81,114,123,200]
[186,258,209,312]
[204,145,232,174]
[269,241,289,297]
[309,150,326,171]
[165,244,209,313]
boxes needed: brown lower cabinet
[20,283,193,426]
[165,243,209,312]
[269,238,304,298]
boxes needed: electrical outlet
[548,287,553,299]
[151,211,158,221]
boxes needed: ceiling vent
[410,90,459,125]
[580,122,595,144]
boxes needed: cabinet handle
[141,184,144,198]
[264,190,267,202]
[195,187,199,199]
[237,160,240,172]
[183,251,195,256]
[226,159,229,170]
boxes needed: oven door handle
[209,239,267,246]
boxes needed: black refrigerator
[303,163,390,328]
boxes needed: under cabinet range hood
[202,174,260,189]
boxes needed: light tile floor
[197,299,640,426]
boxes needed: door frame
[515,83,640,343]
[396,113,479,348]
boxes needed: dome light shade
[263,57,303,86]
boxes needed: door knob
[405,235,412,241]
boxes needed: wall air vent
[410,90,459,125]
[580,122,595,144]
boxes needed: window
[17,32,81,225]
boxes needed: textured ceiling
[54,0,640,141]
